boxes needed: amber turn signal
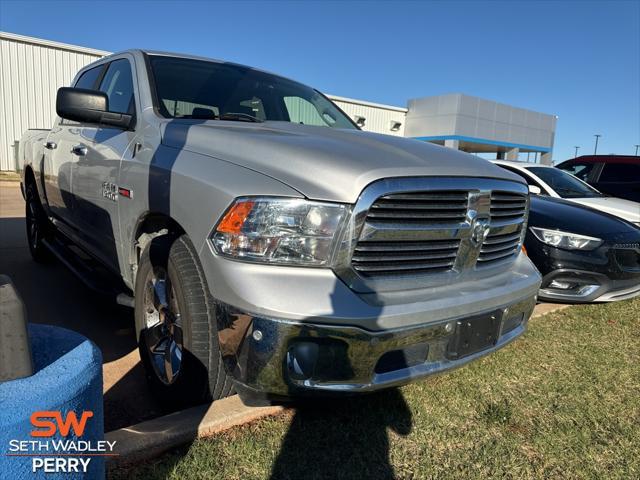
[216,200,255,234]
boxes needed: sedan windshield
[528,167,602,198]
[148,55,356,129]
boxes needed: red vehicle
[556,155,640,203]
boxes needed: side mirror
[56,87,133,129]
[354,116,366,128]
[529,185,542,195]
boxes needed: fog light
[286,342,319,380]
[252,329,263,341]
[549,280,574,290]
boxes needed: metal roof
[0,31,110,56]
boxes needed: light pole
[593,134,602,155]
[635,144,639,156]
[574,146,580,158]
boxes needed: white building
[0,32,108,171]
[0,31,556,170]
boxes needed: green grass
[111,299,640,479]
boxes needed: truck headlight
[212,197,348,266]
[530,227,603,251]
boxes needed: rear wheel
[25,183,52,263]
[135,234,234,409]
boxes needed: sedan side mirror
[529,185,542,195]
[56,87,133,130]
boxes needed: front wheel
[135,234,234,409]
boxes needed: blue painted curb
[0,324,104,479]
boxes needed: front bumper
[538,269,640,303]
[216,294,537,397]
[527,237,640,303]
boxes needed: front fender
[118,146,302,286]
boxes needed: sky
[1,0,638,161]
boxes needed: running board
[42,237,135,308]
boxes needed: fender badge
[118,187,133,199]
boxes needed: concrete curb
[531,302,570,318]
[105,395,285,465]
[105,302,571,466]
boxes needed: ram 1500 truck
[20,50,541,407]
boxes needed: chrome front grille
[489,191,528,221]
[367,191,469,225]
[335,178,529,292]
[351,239,460,275]
[351,191,467,275]
[478,230,522,264]
[478,191,528,265]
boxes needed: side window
[74,66,103,90]
[500,166,546,193]
[283,96,334,127]
[99,59,135,114]
[561,163,595,181]
[599,163,640,182]
[162,100,219,118]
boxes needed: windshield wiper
[219,112,263,123]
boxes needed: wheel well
[131,213,186,278]
[24,166,36,187]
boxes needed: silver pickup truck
[20,50,541,406]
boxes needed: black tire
[135,234,234,409]
[25,182,52,263]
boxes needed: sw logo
[30,410,94,437]
[9,410,114,473]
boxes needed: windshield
[148,55,357,129]
[527,167,602,198]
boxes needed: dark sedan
[525,195,640,303]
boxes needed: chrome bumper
[216,294,537,397]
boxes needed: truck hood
[161,120,525,203]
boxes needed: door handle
[44,141,57,150]
[71,145,88,156]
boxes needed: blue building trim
[412,135,552,153]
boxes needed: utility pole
[635,144,639,156]
[593,134,602,155]
[574,146,580,158]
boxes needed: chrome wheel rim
[143,267,183,385]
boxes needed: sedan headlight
[212,197,348,266]
[530,227,603,251]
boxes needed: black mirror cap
[56,87,133,130]
[56,87,107,122]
